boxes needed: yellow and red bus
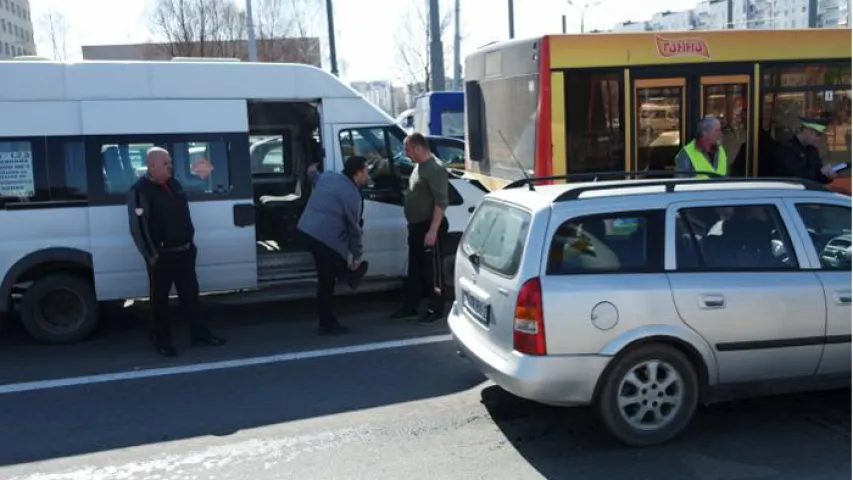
[463,28,852,193]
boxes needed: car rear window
[462,200,532,276]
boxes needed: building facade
[612,0,849,32]
[0,0,35,58]
[350,80,407,117]
[82,38,321,67]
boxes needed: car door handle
[699,294,725,309]
[497,287,509,296]
[834,291,851,305]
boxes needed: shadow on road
[481,385,851,479]
[0,341,485,468]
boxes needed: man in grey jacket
[297,156,369,335]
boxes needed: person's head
[403,132,431,163]
[344,155,369,187]
[145,147,173,184]
[796,116,828,147]
[696,115,722,145]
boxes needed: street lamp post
[566,0,602,33]
[508,0,515,39]
[246,0,259,62]
[326,0,339,76]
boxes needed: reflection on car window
[675,205,797,271]
[795,203,852,270]
[462,201,531,276]
[547,213,653,274]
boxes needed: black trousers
[305,236,348,326]
[403,218,449,313]
[146,246,208,346]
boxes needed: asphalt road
[0,294,850,479]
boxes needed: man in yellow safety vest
[674,115,728,178]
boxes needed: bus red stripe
[535,35,553,182]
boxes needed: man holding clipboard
[777,116,849,183]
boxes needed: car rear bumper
[448,305,612,407]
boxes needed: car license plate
[462,290,490,326]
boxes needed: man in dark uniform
[777,116,839,184]
[391,133,450,324]
[127,147,225,357]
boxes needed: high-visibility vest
[681,140,727,178]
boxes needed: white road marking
[0,334,453,396]
[7,425,374,480]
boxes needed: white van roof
[0,59,366,102]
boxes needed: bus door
[630,70,753,177]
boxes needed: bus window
[635,79,684,172]
[761,63,852,177]
[702,80,749,177]
[564,71,624,174]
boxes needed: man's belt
[159,242,193,253]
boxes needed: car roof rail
[503,170,721,190]
[553,175,831,202]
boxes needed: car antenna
[497,129,535,191]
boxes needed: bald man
[127,147,225,357]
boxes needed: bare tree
[254,0,323,64]
[147,0,322,64]
[39,9,70,61]
[394,0,455,98]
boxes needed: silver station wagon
[448,176,851,446]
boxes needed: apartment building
[0,0,36,58]
[612,0,849,31]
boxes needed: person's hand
[349,257,363,271]
[307,163,319,175]
[821,164,838,179]
[424,230,437,247]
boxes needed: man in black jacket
[127,147,225,357]
[777,116,839,184]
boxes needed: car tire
[20,274,99,345]
[596,343,699,447]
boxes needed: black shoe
[390,308,419,320]
[154,344,178,357]
[191,333,227,347]
[318,323,350,336]
[346,261,369,290]
[418,309,445,325]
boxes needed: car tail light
[513,277,546,355]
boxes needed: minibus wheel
[19,274,99,345]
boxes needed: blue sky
[29,0,696,82]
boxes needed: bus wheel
[20,274,99,345]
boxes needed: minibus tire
[596,343,699,447]
[20,274,99,345]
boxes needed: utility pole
[508,0,515,38]
[428,0,446,91]
[325,0,339,76]
[808,0,818,27]
[245,0,258,61]
[452,0,461,91]
[726,0,733,28]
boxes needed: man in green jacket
[391,132,450,324]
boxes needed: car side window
[434,143,465,166]
[675,204,798,271]
[546,211,664,275]
[339,127,410,205]
[794,203,851,271]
